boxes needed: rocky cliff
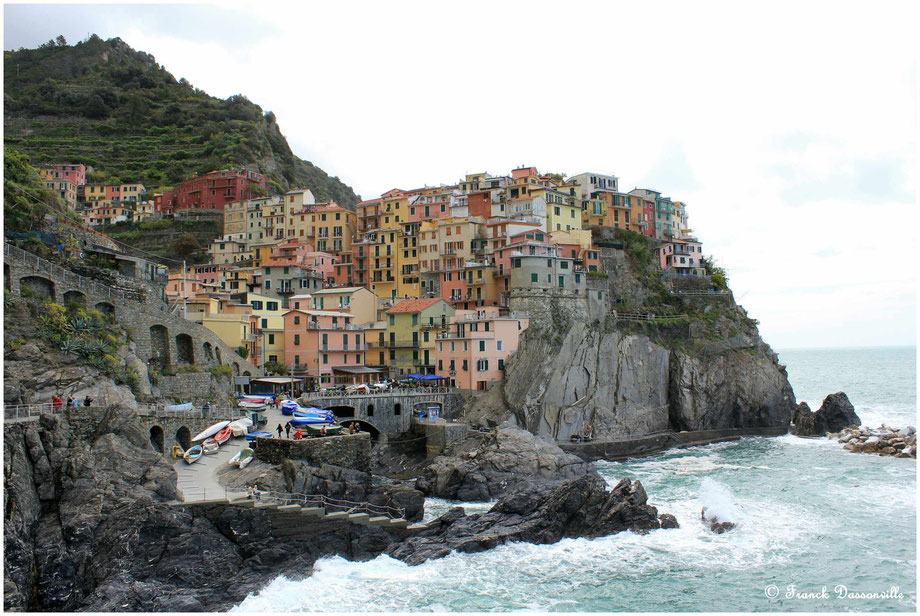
[470,236,796,443]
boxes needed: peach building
[434,306,529,391]
[283,309,378,386]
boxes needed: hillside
[3,35,360,207]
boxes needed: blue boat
[245,431,273,441]
[290,416,335,427]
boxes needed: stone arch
[215,346,223,364]
[4,263,10,290]
[349,419,381,441]
[175,426,191,450]
[149,325,171,367]
[95,302,115,316]
[63,290,86,307]
[232,362,240,376]
[149,425,165,453]
[20,275,55,300]
[203,342,214,361]
[327,405,356,419]
[367,403,375,417]
[394,402,402,416]
[175,333,195,365]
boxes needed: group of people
[274,421,363,439]
[52,394,93,409]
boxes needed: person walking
[285,421,292,438]
[52,395,63,410]
[276,423,283,438]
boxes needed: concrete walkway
[173,436,248,502]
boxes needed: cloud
[636,142,701,193]
[772,155,914,206]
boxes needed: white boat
[238,400,268,411]
[202,439,220,454]
[165,402,194,412]
[228,448,255,468]
[228,417,254,437]
[192,420,230,442]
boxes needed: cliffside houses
[155,165,707,390]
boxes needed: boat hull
[192,420,230,442]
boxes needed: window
[293,316,300,325]
[322,354,328,364]
[293,334,300,345]
[462,359,468,371]
[559,276,564,288]
[268,334,275,344]
[497,340,503,351]
[294,354,300,365]
[479,340,485,352]
[389,315,395,325]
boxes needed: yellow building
[367,228,399,299]
[363,321,388,370]
[308,287,379,324]
[237,292,286,367]
[535,186,582,233]
[208,238,250,265]
[132,200,156,222]
[385,298,455,376]
[223,200,248,240]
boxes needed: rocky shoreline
[829,425,917,459]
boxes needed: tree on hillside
[3,146,69,231]
[172,233,200,258]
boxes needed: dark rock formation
[701,507,736,534]
[793,393,861,436]
[415,425,594,500]
[388,475,671,565]
[792,402,818,436]
[815,392,861,433]
[658,513,680,529]
[282,459,425,522]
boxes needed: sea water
[234,347,916,612]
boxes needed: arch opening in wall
[243,370,252,377]
[63,290,86,307]
[232,362,240,376]
[20,275,55,300]
[175,333,195,365]
[149,325,171,367]
[149,425,165,453]
[95,302,115,316]
[326,406,356,422]
[394,403,402,415]
[367,403,375,417]
[203,342,214,361]
[4,263,10,290]
[349,419,381,441]
[175,426,191,450]
[215,346,222,364]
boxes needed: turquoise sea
[234,347,917,612]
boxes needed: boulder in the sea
[701,506,736,534]
[658,513,680,529]
[792,402,818,436]
[814,392,860,433]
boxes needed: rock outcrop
[793,392,861,436]
[415,425,594,501]
[388,475,670,565]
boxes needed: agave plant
[59,337,82,355]
[68,317,95,333]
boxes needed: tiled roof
[386,298,440,314]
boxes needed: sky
[3,0,918,350]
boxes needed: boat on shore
[228,448,255,468]
[183,445,202,464]
[245,431,273,441]
[202,439,220,454]
[214,426,232,445]
[228,417,253,436]
[290,416,335,427]
[238,401,268,412]
[304,423,343,436]
[192,420,230,442]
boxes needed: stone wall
[252,433,371,472]
[155,372,234,403]
[4,246,261,383]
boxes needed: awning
[251,377,305,384]
[407,373,425,379]
[420,373,446,380]
[331,366,384,374]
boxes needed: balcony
[320,344,368,352]
[383,339,420,348]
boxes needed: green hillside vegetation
[4,145,78,231]
[4,35,360,207]
[100,218,220,265]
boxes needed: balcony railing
[319,344,368,352]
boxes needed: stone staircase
[183,492,428,532]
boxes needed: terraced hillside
[4,35,360,207]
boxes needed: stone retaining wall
[253,432,371,472]
[560,426,790,461]
[156,372,234,402]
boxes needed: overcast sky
[4,1,917,350]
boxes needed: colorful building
[385,298,455,376]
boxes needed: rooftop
[386,298,441,314]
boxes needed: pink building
[658,239,705,276]
[41,163,86,186]
[434,306,529,390]
[283,309,376,387]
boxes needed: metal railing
[305,387,452,398]
[669,289,730,296]
[137,403,238,419]
[5,242,126,299]
[613,310,688,323]
[3,402,65,422]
